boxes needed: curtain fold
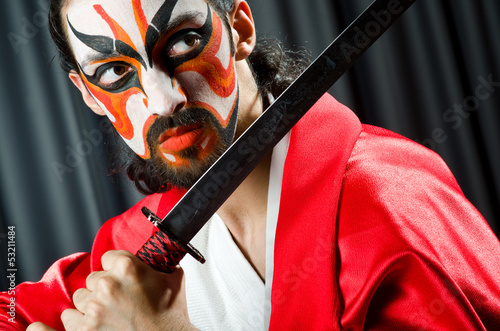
[1,0,498,289]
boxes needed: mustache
[146,108,220,147]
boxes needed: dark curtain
[1,0,498,290]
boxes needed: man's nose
[144,72,186,116]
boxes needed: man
[1,0,500,330]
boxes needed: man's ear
[228,0,256,61]
[68,71,106,116]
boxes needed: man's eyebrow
[68,17,147,70]
[159,11,206,35]
[145,9,207,67]
[80,51,121,69]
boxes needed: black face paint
[145,0,179,67]
[68,1,211,91]
[161,5,213,77]
[79,61,145,94]
[144,91,239,189]
[67,17,147,69]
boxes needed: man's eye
[98,64,133,88]
[168,32,201,57]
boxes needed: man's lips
[159,124,204,152]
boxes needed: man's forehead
[66,0,208,35]
[67,0,210,68]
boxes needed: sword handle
[136,207,205,273]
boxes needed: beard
[125,104,238,194]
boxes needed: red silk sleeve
[337,126,500,329]
[0,253,90,330]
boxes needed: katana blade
[138,0,416,267]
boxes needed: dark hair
[48,0,75,72]
[48,0,310,194]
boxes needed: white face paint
[66,0,239,170]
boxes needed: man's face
[66,0,239,187]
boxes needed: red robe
[1,94,499,330]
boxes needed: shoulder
[338,123,487,252]
[344,124,463,201]
[337,124,499,265]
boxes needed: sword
[136,0,417,273]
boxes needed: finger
[85,270,106,292]
[102,250,143,282]
[26,322,56,331]
[61,308,85,331]
[101,250,135,272]
[72,287,92,313]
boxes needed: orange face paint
[67,0,239,183]
[176,12,236,100]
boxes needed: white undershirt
[180,132,290,330]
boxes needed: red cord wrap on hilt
[136,207,205,273]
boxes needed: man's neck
[217,151,271,281]
[216,58,269,280]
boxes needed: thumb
[27,322,57,331]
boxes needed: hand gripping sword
[136,0,417,273]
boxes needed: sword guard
[140,207,205,267]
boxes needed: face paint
[66,0,239,187]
